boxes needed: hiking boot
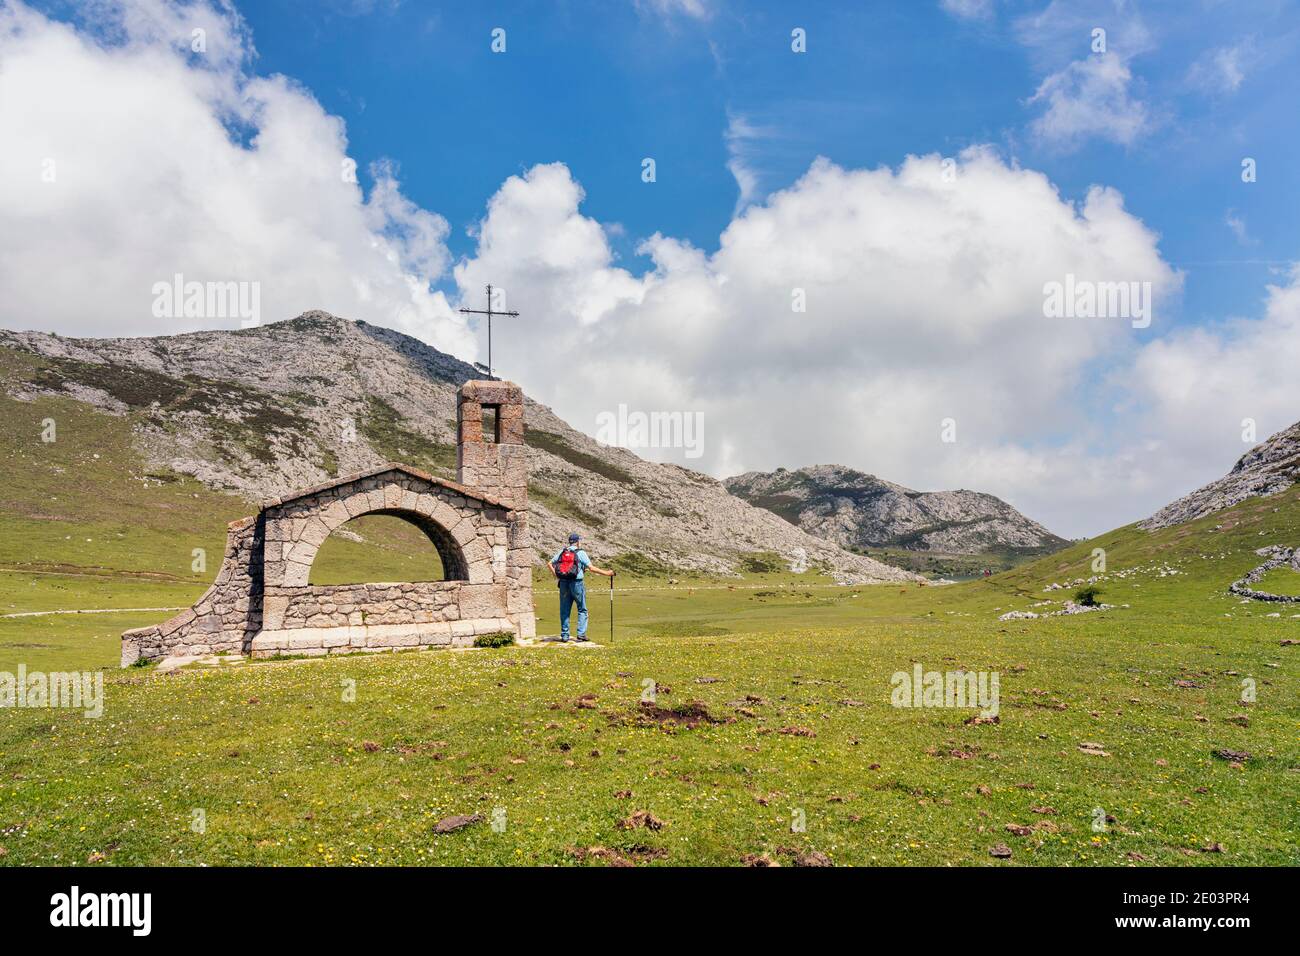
[574,635,590,643]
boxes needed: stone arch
[268,472,491,589]
[309,507,469,583]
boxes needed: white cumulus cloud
[1027,52,1149,149]
[450,149,1193,536]
[0,0,471,355]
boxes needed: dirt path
[0,606,183,619]
[2,582,914,617]
[589,582,922,593]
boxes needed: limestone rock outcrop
[1142,421,1300,530]
[725,464,1065,556]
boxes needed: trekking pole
[609,574,615,645]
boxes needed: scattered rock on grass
[998,610,1039,621]
[433,813,483,834]
[1213,748,1250,762]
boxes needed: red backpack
[553,547,581,580]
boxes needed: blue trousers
[558,578,587,638]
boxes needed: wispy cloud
[1015,1,1154,151]
[724,111,774,214]
[940,0,995,21]
[1224,209,1255,246]
[1013,0,1154,70]
[635,0,714,22]
[1187,39,1253,94]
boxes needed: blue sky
[4,0,1300,535]
[225,0,1299,327]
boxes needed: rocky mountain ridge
[724,463,1067,557]
[0,312,915,583]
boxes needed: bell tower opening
[481,404,501,443]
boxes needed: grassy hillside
[994,482,1300,605]
[855,545,1054,579]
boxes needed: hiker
[549,533,615,642]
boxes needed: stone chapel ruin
[121,380,536,666]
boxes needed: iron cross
[458,284,520,380]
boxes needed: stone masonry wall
[120,515,264,665]
[247,579,515,657]
[1229,545,1300,603]
[277,581,491,628]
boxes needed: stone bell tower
[457,380,527,509]
[457,379,534,638]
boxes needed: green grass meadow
[0,386,1296,866]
